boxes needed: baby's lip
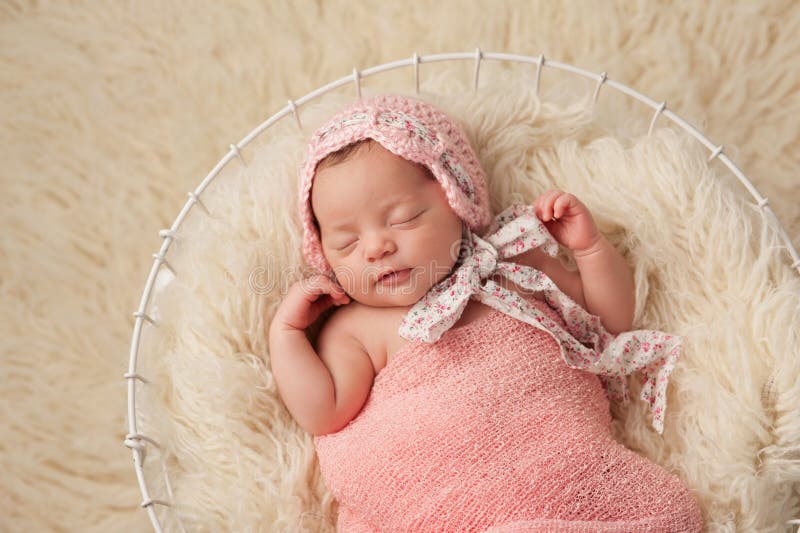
[375,268,410,283]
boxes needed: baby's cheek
[425,231,462,268]
[450,236,469,263]
[330,265,358,294]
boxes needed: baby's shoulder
[318,301,382,344]
[317,301,363,343]
[319,301,404,371]
[312,303,372,369]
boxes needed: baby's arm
[269,276,374,436]
[533,190,635,334]
[572,235,635,334]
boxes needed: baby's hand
[271,275,350,332]
[533,190,601,253]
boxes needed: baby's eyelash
[335,239,358,251]
[392,210,425,226]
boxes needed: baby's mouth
[377,268,412,285]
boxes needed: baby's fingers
[299,275,350,304]
[552,192,577,219]
[275,276,350,331]
[535,190,565,221]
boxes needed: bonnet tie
[398,203,682,434]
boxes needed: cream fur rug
[2,2,798,532]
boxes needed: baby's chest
[359,283,546,375]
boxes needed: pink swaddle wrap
[313,207,702,531]
[314,301,702,531]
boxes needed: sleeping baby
[269,93,703,531]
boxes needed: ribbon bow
[398,204,682,434]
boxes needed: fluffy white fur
[1,2,798,532]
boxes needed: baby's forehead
[314,187,421,227]
[311,166,429,209]
[312,168,420,200]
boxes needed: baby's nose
[364,232,397,261]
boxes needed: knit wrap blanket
[313,302,703,531]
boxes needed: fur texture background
[1,1,798,532]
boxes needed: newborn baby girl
[269,94,703,531]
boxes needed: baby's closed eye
[326,208,427,251]
[333,238,358,251]
[390,209,426,227]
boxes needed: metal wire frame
[124,49,800,532]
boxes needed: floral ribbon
[398,204,682,434]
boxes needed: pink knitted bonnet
[298,93,492,274]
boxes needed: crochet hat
[299,93,492,274]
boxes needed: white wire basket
[123,49,800,532]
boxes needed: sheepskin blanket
[2,2,798,532]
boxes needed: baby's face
[311,142,464,307]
